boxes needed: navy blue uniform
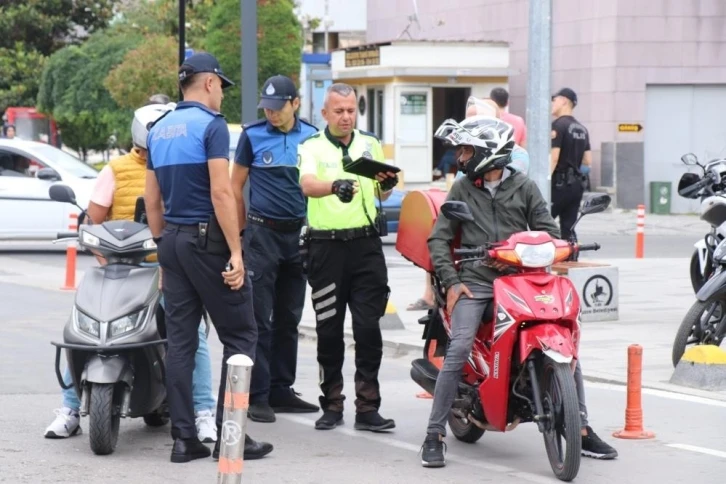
[148,101,257,440]
[235,117,317,406]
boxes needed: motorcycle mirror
[441,201,475,222]
[579,193,611,216]
[681,153,699,166]
[48,184,77,205]
[677,172,702,198]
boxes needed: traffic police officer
[298,82,398,432]
[144,52,272,463]
[231,75,319,423]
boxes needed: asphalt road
[3,279,726,483]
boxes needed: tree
[104,35,178,110]
[37,31,142,156]
[206,0,303,123]
[0,43,47,114]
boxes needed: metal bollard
[217,354,254,484]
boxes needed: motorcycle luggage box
[396,189,449,272]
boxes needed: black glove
[379,174,399,192]
[332,179,356,203]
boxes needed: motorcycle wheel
[690,251,712,294]
[540,359,581,482]
[448,411,485,443]
[672,298,726,367]
[89,383,121,456]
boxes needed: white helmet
[131,102,176,149]
[434,115,515,180]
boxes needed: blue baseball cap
[258,75,298,110]
[178,52,234,89]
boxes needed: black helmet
[434,115,515,181]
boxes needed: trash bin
[649,181,671,214]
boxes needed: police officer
[298,82,398,432]
[550,87,591,242]
[144,52,272,463]
[231,75,319,423]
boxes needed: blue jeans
[61,277,215,413]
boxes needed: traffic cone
[613,344,655,439]
[416,339,444,399]
[379,301,404,330]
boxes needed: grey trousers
[426,291,589,437]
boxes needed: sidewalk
[298,256,726,402]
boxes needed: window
[25,144,98,179]
[367,88,384,140]
[0,149,35,177]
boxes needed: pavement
[2,210,726,482]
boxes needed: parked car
[0,139,98,240]
[226,122,405,233]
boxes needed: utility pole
[525,0,553,205]
[241,0,258,123]
[178,0,186,101]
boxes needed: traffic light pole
[241,0,258,124]
[178,0,186,101]
[525,0,553,205]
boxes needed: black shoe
[248,402,276,423]
[581,426,618,460]
[170,437,212,463]
[315,410,344,430]
[420,433,446,468]
[212,435,274,461]
[354,411,395,433]
[270,388,320,413]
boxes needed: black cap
[552,87,577,106]
[178,52,234,89]
[258,75,298,110]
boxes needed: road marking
[586,381,726,408]
[279,414,557,484]
[667,444,726,459]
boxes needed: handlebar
[453,247,486,258]
[56,232,79,239]
[577,243,600,252]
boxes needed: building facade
[366,0,726,213]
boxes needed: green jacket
[428,168,560,289]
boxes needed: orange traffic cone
[613,344,655,439]
[416,340,444,399]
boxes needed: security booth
[299,53,333,130]
[330,40,512,184]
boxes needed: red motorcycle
[407,194,610,482]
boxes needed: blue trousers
[61,300,215,413]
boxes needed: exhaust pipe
[410,358,438,395]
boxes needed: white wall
[296,0,367,33]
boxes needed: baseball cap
[178,52,234,89]
[552,87,577,106]
[258,75,298,110]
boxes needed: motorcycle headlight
[514,242,556,268]
[81,230,100,247]
[108,309,147,338]
[714,239,726,262]
[74,307,100,338]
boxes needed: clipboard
[343,156,401,180]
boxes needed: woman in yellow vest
[44,98,219,444]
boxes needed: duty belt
[248,213,305,233]
[307,226,377,241]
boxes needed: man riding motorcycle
[420,115,618,467]
[44,99,218,443]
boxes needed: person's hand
[331,179,358,203]
[376,171,398,192]
[446,283,473,314]
[223,252,245,290]
[487,260,509,272]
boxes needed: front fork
[527,358,548,433]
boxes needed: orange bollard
[635,204,645,258]
[613,344,655,439]
[61,213,78,291]
[417,339,444,399]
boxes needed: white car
[0,139,98,240]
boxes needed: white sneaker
[195,409,217,443]
[44,407,82,439]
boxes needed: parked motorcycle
[677,153,726,293]
[409,193,611,482]
[48,184,169,456]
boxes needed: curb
[669,346,726,392]
[298,324,726,402]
